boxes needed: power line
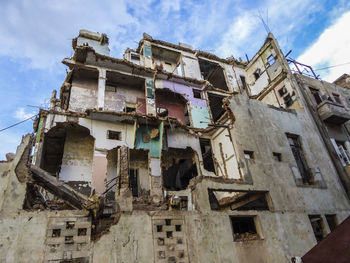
[0,114,38,132]
[315,62,350,71]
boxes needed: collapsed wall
[1,30,350,263]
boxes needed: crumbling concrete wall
[211,127,240,179]
[69,75,98,113]
[104,84,145,112]
[59,129,94,182]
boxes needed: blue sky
[1,0,350,159]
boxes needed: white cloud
[297,11,350,82]
[14,107,36,120]
[215,0,324,59]
[0,0,138,70]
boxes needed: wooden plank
[30,165,89,209]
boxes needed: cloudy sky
[1,0,350,159]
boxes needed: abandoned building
[0,29,350,263]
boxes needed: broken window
[208,93,226,122]
[208,189,269,211]
[267,55,275,66]
[309,215,325,242]
[253,69,261,80]
[273,152,282,162]
[198,58,229,91]
[107,130,121,140]
[244,150,254,159]
[193,89,202,99]
[325,214,337,232]
[240,76,247,90]
[162,148,198,191]
[230,216,260,241]
[309,87,322,105]
[287,134,312,184]
[129,169,139,197]
[199,138,215,173]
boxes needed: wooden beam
[30,165,89,209]
[229,193,265,210]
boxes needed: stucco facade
[0,30,349,263]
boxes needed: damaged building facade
[1,30,350,263]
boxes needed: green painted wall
[191,106,211,129]
[135,122,164,157]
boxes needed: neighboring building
[0,30,349,263]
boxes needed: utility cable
[0,114,38,132]
[314,62,350,71]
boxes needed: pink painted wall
[137,98,146,114]
[156,92,186,124]
[92,155,107,194]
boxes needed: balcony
[317,100,350,124]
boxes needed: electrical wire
[0,114,38,132]
[314,62,350,71]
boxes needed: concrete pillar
[92,150,107,194]
[97,68,106,109]
[150,157,163,196]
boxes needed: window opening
[107,130,121,140]
[335,140,350,165]
[208,93,226,122]
[287,134,312,184]
[254,69,260,80]
[129,169,139,197]
[198,58,229,91]
[193,89,202,99]
[267,55,275,66]
[66,221,75,229]
[273,152,282,162]
[325,214,337,232]
[230,216,259,241]
[244,150,254,159]
[309,87,322,105]
[162,148,198,191]
[65,236,74,244]
[240,76,247,90]
[78,228,87,236]
[157,225,163,232]
[309,215,325,242]
[200,138,215,173]
[52,229,61,237]
[278,86,287,97]
[131,53,140,62]
[209,189,269,211]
